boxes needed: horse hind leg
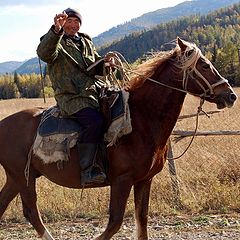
[0,175,19,219]
[20,177,55,240]
[95,179,133,240]
[134,179,152,240]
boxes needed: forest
[0,3,240,99]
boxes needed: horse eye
[186,49,194,57]
[202,63,210,69]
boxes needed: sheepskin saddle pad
[32,89,132,164]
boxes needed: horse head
[175,37,237,109]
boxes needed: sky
[0,0,188,63]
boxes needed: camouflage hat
[63,8,82,24]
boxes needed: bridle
[183,67,228,98]
[179,46,229,98]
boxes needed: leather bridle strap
[183,67,228,98]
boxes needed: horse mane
[127,39,202,91]
[127,47,179,91]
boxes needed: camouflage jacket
[37,26,105,116]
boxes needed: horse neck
[129,69,186,148]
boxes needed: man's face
[63,17,81,36]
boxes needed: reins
[166,98,206,160]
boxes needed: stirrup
[81,166,106,186]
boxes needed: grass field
[0,89,239,223]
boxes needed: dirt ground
[0,214,239,239]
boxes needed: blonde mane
[127,47,179,90]
[127,40,202,91]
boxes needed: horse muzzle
[214,89,238,109]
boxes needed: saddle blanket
[33,90,132,164]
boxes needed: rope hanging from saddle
[104,51,131,89]
[87,51,132,90]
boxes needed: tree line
[0,72,53,99]
[0,3,240,99]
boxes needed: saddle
[33,89,132,165]
[99,87,125,131]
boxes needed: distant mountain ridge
[0,61,24,74]
[93,0,240,47]
[15,57,45,75]
[0,0,239,75]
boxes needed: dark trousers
[73,107,103,143]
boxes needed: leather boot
[77,143,106,186]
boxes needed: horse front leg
[0,174,19,219]
[95,177,133,240]
[20,177,55,240]
[134,179,152,240]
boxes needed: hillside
[93,0,240,47]
[98,2,240,85]
[0,61,24,74]
[14,57,46,75]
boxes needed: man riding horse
[37,8,115,186]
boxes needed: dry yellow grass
[0,89,239,222]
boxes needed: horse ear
[177,37,187,52]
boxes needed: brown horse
[0,38,237,240]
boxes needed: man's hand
[104,52,116,68]
[54,12,68,33]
